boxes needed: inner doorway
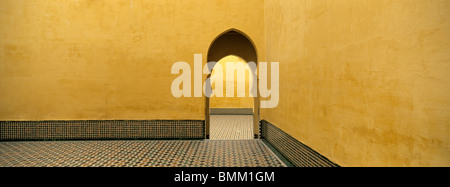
[209,55,254,140]
[205,29,259,140]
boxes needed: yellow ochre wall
[210,55,254,109]
[262,0,450,166]
[1,0,449,167]
[0,0,265,120]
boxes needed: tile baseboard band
[260,120,340,167]
[210,108,253,115]
[0,120,205,141]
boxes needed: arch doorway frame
[205,28,260,139]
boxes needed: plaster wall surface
[0,0,265,120]
[210,55,254,109]
[263,0,450,167]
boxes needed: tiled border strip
[210,108,253,115]
[0,120,204,141]
[260,120,339,167]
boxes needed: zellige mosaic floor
[0,140,286,167]
[210,115,253,140]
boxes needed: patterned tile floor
[0,140,286,167]
[210,115,253,140]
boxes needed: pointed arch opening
[205,29,260,140]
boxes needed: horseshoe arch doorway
[205,29,260,139]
